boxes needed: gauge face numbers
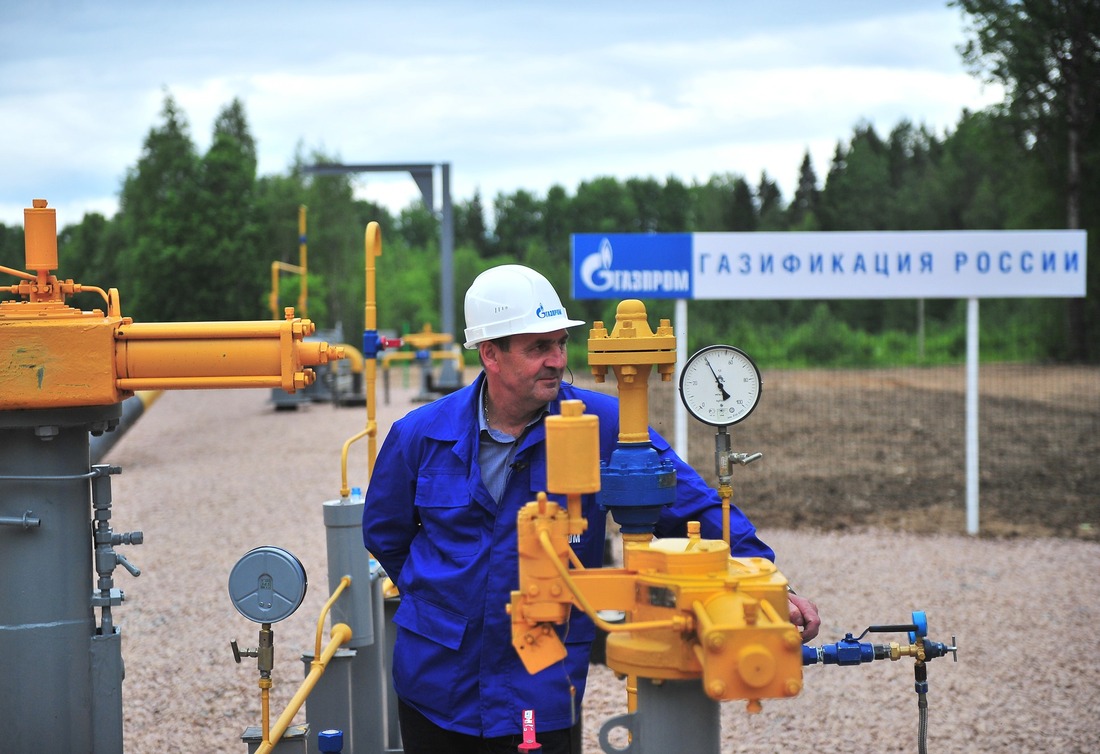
[679,345,762,426]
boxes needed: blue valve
[802,634,886,666]
[802,610,957,667]
[318,728,344,753]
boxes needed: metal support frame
[303,162,455,339]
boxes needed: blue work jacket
[362,373,773,738]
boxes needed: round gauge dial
[228,546,308,624]
[679,345,762,426]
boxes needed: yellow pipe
[270,261,279,320]
[364,222,381,479]
[0,263,36,281]
[116,376,285,390]
[116,319,313,340]
[339,222,384,496]
[339,430,370,498]
[315,576,351,658]
[718,483,732,546]
[536,529,686,635]
[256,623,352,754]
[259,677,271,743]
[297,205,308,318]
[114,319,342,394]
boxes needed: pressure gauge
[228,546,308,624]
[679,345,762,426]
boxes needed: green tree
[455,190,490,256]
[787,151,821,230]
[193,98,265,320]
[116,93,201,321]
[955,0,1100,359]
[57,212,125,310]
[819,123,891,231]
[570,178,636,234]
[757,171,785,230]
[690,173,755,231]
[491,189,544,258]
[625,177,663,232]
[658,176,692,231]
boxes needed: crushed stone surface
[100,386,1100,753]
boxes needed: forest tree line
[2,0,1097,365]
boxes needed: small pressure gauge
[679,345,762,426]
[228,546,308,624]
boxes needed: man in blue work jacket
[364,264,821,754]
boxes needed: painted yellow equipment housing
[509,300,803,712]
[0,200,343,410]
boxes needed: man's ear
[479,341,500,372]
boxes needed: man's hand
[787,594,821,642]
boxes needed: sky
[0,1,1004,231]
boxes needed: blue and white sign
[572,230,1087,300]
[572,233,692,299]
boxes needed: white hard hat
[463,264,585,349]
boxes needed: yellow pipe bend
[256,623,353,754]
[315,576,351,658]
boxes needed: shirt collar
[479,381,551,436]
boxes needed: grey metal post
[597,678,721,754]
[440,161,454,338]
[306,498,402,754]
[0,403,131,754]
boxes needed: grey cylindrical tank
[322,498,375,648]
[0,404,121,753]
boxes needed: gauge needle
[704,357,730,401]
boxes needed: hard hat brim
[463,316,585,349]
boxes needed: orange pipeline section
[0,199,343,410]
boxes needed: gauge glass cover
[679,345,762,426]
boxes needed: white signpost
[573,230,1088,535]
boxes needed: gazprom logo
[580,238,616,292]
[536,303,563,319]
[579,237,690,295]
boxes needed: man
[364,264,820,754]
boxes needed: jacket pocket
[391,592,470,714]
[414,471,482,556]
[392,591,468,650]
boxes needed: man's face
[489,329,569,411]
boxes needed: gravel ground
[106,385,1100,753]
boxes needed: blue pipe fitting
[318,728,344,753]
[597,443,676,534]
[363,330,383,359]
[822,634,877,666]
[803,635,883,666]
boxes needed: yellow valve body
[545,400,600,495]
[510,498,574,670]
[402,322,453,350]
[0,304,121,408]
[587,300,675,444]
[606,540,802,701]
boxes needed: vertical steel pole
[440,162,455,338]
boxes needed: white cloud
[0,2,1004,231]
